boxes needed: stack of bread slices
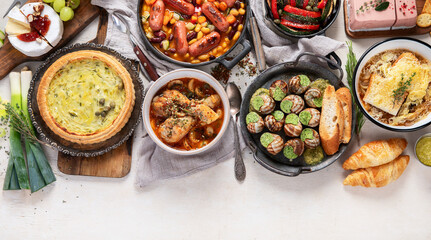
[319,86,352,155]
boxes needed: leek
[3,72,30,190]
[2,69,56,192]
[21,69,56,191]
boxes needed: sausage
[201,2,229,32]
[189,32,221,57]
[173,21,189,55]
[220,0,236,7]
[163,0,195,15]
[149,0,165,31]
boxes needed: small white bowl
[353,37,431,131]
[143,69,231,155]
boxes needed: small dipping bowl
[414,133,431,167]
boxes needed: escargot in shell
[283,138,305,160]
[289,75,311,95]
[246,112,264,134]
[304,88,323,108]
[260,132,284,155]
[280,95,304,114]
[299,108,321,127]
[250,93,275,115]
[269,80,289,101]
[265,110,285,132]
[284,113,302,137]
[300,128,320,149]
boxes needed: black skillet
[239,52,355,176]
[137,0,252,69]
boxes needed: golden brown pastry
[37,50,135,145]
[343,155,409,188]
[342,138,407,170]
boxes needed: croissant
[342,138,407,170]
[343,155,409,188]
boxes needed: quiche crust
[37,50,135,145]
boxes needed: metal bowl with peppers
[264,0,340,37]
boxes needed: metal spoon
[226,82,245,182]
[112,13,159,82]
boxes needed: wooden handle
[250,17,266,71]
[133,45,159,81]
[90,8,109,45]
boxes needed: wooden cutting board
[0,0,133,177]
[0,0,100,79]
[344,0,431,38]
[56,8,133,178]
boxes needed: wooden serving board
[344,0,431,38]
[0,0,100,79]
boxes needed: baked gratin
[37,50,135,144]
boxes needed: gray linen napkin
[91,0,345,187]
[136,121,245,187]
[249,0,346,65]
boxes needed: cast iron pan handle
[326,52,342,70]
[218,38,252,69]
[294,52,344,82]
[248,140,302,177]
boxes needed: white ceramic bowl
[143,69,231,155]
[353,37,431,131]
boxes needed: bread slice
[319,86,343,155]
[336,87,352,144]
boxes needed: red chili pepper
[317,0,328,9]
[290,0,296,7]
[302,0,309,8]
[272,0,280,19]
[283,5,322,17]
[280,19,320,30]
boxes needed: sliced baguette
[336,87,352,144]
[319,86,343,155]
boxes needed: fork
[3,0,27,18]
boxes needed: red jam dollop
[17,14,51,42]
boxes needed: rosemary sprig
[1,103,49,147]
[391,72,415,105]
[345,41,365,138]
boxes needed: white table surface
[1,2,431,239]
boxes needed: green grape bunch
[43,0,80,21]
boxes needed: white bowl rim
[143,68,231,155]
[353,37,431,132]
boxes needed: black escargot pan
[240,52,356,176]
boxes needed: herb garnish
[1,103,49,147]
[356,0,388,14]
[391,72,415,105]
[375,1,389,11]
[345,41,365,140]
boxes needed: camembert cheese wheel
[7,3,63,57]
